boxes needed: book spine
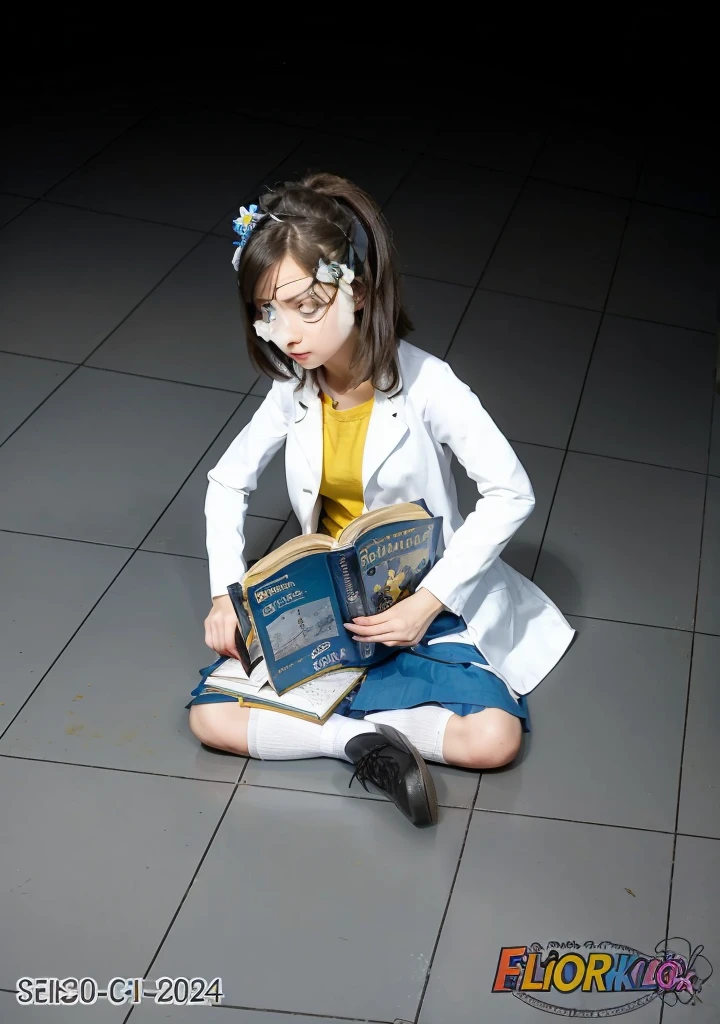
[336,551,374,661]
[226,582,254,676]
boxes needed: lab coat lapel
[362,385,408,495]
[292,377,323,493]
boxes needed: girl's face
[253,254,363,371]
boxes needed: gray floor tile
[149,785,468,1018]
[0,551,242,782]
[0,991,123,1023]
[0,202,198,361]
[477,616,691,831]
[607,203,720,333]
[0,353,74,444]
[267,514,302,551]
[534,453,705,628]
[447,290,599,448]
[320,112,440,152]
[132,1007,350,1024]
[678,634,720,839]
[0,368,238,547]
[696,476,720,636]
[48,108,303,231]
[419,813,672,1023]
[0,192,32,227]
[666,835,720,1021]
[0,532,130,730]
[452,441,564,580]
[482,179,629,309]
[242,755,479,810]
[710,395,720,478]
[249,131,417,209]
[638,136,720,217]
[143,397,291,559]
[401,275,473,359]
[87,236,260,392]
[1,112,139,196]
[532,122,644,197]
[250,374,272,397]
[570,315,717,472]
[0,757,230,989]
[384,158,523,286]
[427,109,546,175]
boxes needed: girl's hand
[204,595,241,660]
[346,589,444,648]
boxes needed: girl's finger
[350,613,392,626]
[348,620,400,635]
[352,632,399,643]
[224,619,241,661]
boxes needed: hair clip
[316,259,355,286]
[231,204,265,269]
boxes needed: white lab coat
[205,340,575,695]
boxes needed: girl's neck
[319,340,374,410]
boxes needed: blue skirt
[188,611,529,731]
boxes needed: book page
[210,658,267,690]
[278,668,362,714]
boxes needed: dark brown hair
[235,172,413,392]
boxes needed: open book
[198,655,364,724]
[226,500,442,697]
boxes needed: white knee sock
[365,706,453,764]
[247,709,376,762]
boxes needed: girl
[188,173,575,828]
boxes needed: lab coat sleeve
[418,361,535,615]
[205,380,290,597]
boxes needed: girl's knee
[188,704,249,756]
[457,710,522,770]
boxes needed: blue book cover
[237,504,442,695]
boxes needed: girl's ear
[352,278,367,311]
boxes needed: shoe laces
[348,743,401,793]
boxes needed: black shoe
[345,724,439,828]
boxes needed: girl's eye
[298,301,321,315]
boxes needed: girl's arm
[205,380,290,598]
[419,361,535,616]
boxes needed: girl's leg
[188,703,372,761]
[442,708,522,769]
[366,706,522,770]
[188,703,440,828]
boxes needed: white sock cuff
[366,706,453,764]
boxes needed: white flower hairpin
[232,205,265,269]
[316,259,355,297]
[253,302,276,341]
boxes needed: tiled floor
[1,76,719,1024]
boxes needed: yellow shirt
[319,391,374,538]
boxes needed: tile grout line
[658,361,717,1023]
[0,104,164,235]
[439,133,549,365]
[0,385,249,743]
[0,751,475,812]
[1,984,396,1024]
[38,101,166,199]
[2,523,713,639]
[180,98,718,222]
[0,751,242,785]
[528,136,649,582]
[2,112,328,454]
[412,773,483,1023]
[1,129,312,452]
[121,777,247,1024]
[0,547,136,744]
